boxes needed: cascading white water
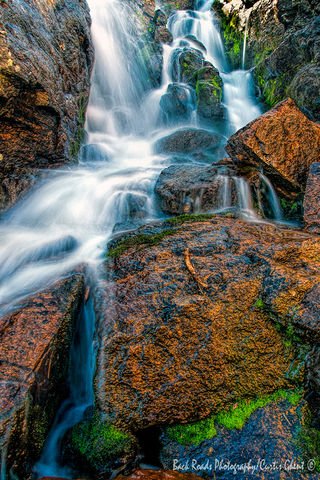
[0,0,284,476]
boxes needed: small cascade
[181,172,282,221]
[259,173,283,220]
[241,13,250,70]
[34,296,96,477]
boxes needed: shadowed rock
[0,0,94,211]
[0,273,85,478]
[154,129,225,155]
[303,162,320,234]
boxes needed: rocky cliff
[213,0,320,120]
[0,0,94,211]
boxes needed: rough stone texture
[191,64,225,119]
[155,165,237,214]
[96,217,320,431]
[160,400,318,479]
[160,84,196,124]
[0,273,85,478]
[115,470,203,480]
[303,162,320,234]
[171,47,204,84]
[154,128,225,155]
[226,99,320,191]
[0,0,94,211]
[213,0,320,120]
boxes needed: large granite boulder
[226,99,320,191]
[95,217,320,434]
[0,0,94,211]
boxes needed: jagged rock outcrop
[94,216,320,435]
[304,162,320,234]
[226,99,320,191]
[213,0,320,120]
[0,273,85,478]
[0,0,94,212]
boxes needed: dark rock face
[96,217,320,432]
[154,128,225,155]
[303,162,320,234]
[0,0,94,211]
[226,99,320,191]
[0,273,85,478]
[160,84,196,123]
[169,47,225,120]
[171,47,205,84]
[191,65,225,119]
[213,0,320,120]
[155,165,236,214]
[160,400,318,479]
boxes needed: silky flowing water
[0,0,281,476]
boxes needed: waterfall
[259,173,283,220]
[241,14,249,70]
[0,0,283,476]
[34,297,96,477]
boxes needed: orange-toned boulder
[304,162,320,234]
[115,469,202,479]
[226,99,320,191]
[96,217,320,431]
[0,273,84,479]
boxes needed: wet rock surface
[303,162,320,234]
[155,165,236,214]
[0,0,93,211]
[154,128,225,155]
[96,217,320,432]
[160,400,318,479]
[0,273,85,478]
[226,99,320,191]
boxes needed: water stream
[0,0,284,476]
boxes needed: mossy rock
[68,411,137,475]
[212,1,243,70]
[166,389,303,447]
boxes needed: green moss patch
[166,389,302,446]
[164,213,215,226]
[106,229,176,258]
[167,416,217,446]
[216,390,302,431]
[71,412,135,471]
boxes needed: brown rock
[0,0,94,211]
[303,162,320,234]
[96,217,320,431]
[226,98,320,190]
[114,469,202,480]
[0,273,84,478]
[154,26,173,44]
